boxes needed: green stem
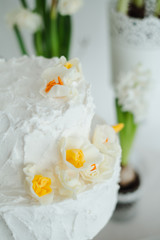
[13,25,28,55]
[44,9,52,58]
[58,14,72,59]
[116,99,138,167]
[33,0,45,56]
[155,0,160,17]
[40,0,51,57]
[33,31,44,56]
[117,0,131,15]
[19,0,28,8]
[50,1,59,57]
[133,0,144,8]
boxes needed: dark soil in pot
[128,2,145,19]
[112,165,141,221]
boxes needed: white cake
[0,56,121,240]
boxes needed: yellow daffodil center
[64,62,73,69]
[66,149,85,168]
[32,175,52,197]
[112,123,124,133]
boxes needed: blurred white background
[0,0,160,239]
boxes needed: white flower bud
[58,0,83,15]
[7,8,42,33]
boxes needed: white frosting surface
[0,56,94,205]
[0,56,120,240]
[0,158,120,240]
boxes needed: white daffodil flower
[92,124,121,159]
[7,8,42,33]
[58,0,83,16]
[80,124,121,183]
[40,56,83,99]
[23,164,54,205]
[116,64,151,123]
[55,164,85,198]
[59,136,104,172]
[55,56,83,83]
[80,155,115,183]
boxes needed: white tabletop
[0,0,160,239]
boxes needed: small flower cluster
[115,64,151,123]
[23,124,122,204]
[40,56,83,99]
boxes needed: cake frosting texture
[0,56,94,204]
[0,56,121,240]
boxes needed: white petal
[41,67,66,82]
[58,0,83,15]
[80,167,101,183]
[93,124,116,146]
[82,143,104,166]
[23,164,37,177]
[55,165,84,198]
[40,85,77,99]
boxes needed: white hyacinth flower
[58,0,83,15]
[115,64,151,123]
[7,8,42,33]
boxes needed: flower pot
[112,165,142,221]
[109,0,160,86]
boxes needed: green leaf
[57,14,72,59]
[155,0,160,17]
[19,0,28,8]
[115,99,138,167]
[33,30,44,56]
[33,0,47,56]
[117,0,130,15]
[50,3,59,57]
[133,0,144,8]
[13,25,28,55]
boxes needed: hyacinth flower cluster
[7,0,83,58]
[115,64,150,167]
[117,0,160,19]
